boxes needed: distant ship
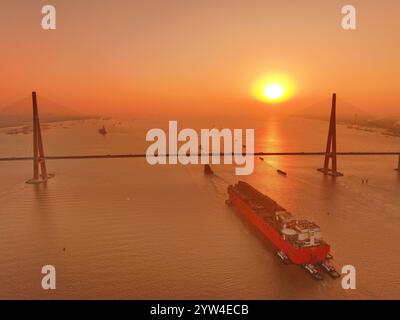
[226,181,339,280]
[277,169,287,176]
[204,164,214,175]
[98,125,107,135]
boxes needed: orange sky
[0,0,399,116]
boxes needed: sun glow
[263,84,284,100]
[252,73,296,104]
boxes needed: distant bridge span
[0,152,400,162]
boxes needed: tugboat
[98,125,107,135]
[277,169,287,176]
[204,164,214,175]
[226,181,340,280]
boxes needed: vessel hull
[228,190,330,265]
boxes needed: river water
[0,116,399,299]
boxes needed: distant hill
[0,95,93,128]
[293,97,372,123]
[292,97,400,137]
[357,117,400,136]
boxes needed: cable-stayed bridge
[0,92,399,183]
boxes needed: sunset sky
[0,0,399,115]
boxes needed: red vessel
[227,181,339,280]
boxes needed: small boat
[99,126,107,135]
[277,169,287,176]
[204,164,214,175]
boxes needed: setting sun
[252,73,297,104]
[263,84,285,100]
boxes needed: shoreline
[0,116,101,130]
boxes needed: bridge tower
[26,92,52,184]
[318,93,343,177]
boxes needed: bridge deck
[0,152,399,162]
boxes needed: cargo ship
[226,181,339,280]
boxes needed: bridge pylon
[26,92,53,184]
[318,93,343,177]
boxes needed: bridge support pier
[396,154,400,172]
[26,92,53,184]
[318,93,343,177]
